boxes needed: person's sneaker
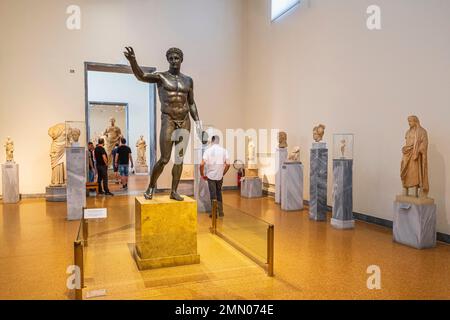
[123,184,128,190]
[105,192,114,196]
[98,191,105,195]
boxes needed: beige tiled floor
[0,191,449,300]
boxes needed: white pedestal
[2,163,20,203]
[393,198,436,249]
[275,148,288,204]
[281,162,303,211]
[66,147,86,220]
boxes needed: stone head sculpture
[313,124,326,142]
[71,128,81,143]
[278,131,287,149]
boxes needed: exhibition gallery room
[1,0,450,303]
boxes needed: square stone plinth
[309,146,328,221]
[281,162,304,211]
[241,177,263,198]
[2,163,20,203]
[134,195,200,270]
[331,159,354,229]
[393,197,436,249]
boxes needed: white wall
[244,0,450,234]
[0,0,246,194]
[87,71,151,166]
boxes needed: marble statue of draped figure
[400,115,429,198]
[48,123,66,186]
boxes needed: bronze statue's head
[166,47,184,70]
[110,117,116,126]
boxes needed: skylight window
[271,0,300,21]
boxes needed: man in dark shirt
[115,138,134,189]
[94,138,113,196]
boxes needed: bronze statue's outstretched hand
[124,46,136,62]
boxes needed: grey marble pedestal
[241,177,263,198]
[2,163,20,203]
[331,159,354,229]
[309,143,328,221]
[281,162,303,211]
[66,147,86,220]
[135,165,148,174]
[275,148,288,204]
[194,146,211,213]
[393,199,436,249]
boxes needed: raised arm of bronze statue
[124,47,161,84]
[126,47,203,201]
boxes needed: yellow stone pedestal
[134,195,200,270]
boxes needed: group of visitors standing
[87,137,134,196]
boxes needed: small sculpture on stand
[4,136,14,162]
[288,146,301,162]
[136,135,148,167]
[247,137,257,169]
[400,115,429,198]
[340,139,346,158]
[48,123,67,186]
[313,124,326,142]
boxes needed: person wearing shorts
[115,138,134,190]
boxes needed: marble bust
[278,131,287,149]
[401,115,429,198]
[313,124,326,142]
[67,128,81,147]
[288,146,301,162]
[4,136,14,162]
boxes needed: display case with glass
[65,121,86,148]
[333,133,354,160]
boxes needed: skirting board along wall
[262,190,450,244]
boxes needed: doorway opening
[84,62,157,195]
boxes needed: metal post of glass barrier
[82,207,88,247]
[74,240,84,300]
[267,224,274,277]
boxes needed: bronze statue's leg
[169,118,191,201]
[144,118,175,200]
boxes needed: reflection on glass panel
[216,204,269,263]
[271,0,301,21]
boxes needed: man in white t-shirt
[200,135,230,217]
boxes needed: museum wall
[244,0,450,234]
[0,0,246,194]
[87,71,152,170]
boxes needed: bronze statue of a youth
[124,46,203,201]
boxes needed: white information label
[84,208,107,219]
[86,289,107,299]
